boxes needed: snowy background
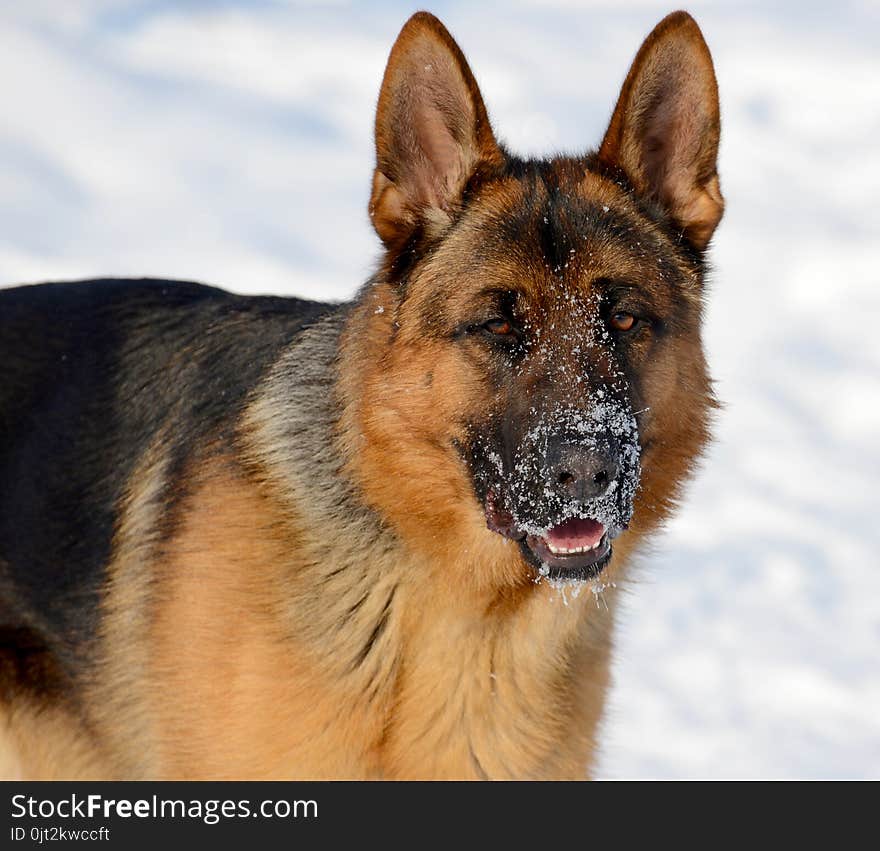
[1,1,877,778]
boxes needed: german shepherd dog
[0,10,722,779]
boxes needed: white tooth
[547,541,606,555]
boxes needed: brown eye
[610,312,636,333]
[485,318,513,336]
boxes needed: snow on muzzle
[483,398,641,579]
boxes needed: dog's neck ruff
[243,309,389,558]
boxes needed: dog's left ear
[370,12,504,250]
[598,11,723,250]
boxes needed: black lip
[518,534,612,582]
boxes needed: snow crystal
[589,578,616,610]
[546,577,586,605]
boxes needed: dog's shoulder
[0,278,339,671]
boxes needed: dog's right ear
[370,12,503,250]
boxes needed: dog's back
[0,279,335,692]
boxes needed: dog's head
[344,11,721,589]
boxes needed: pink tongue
[544,517,605,550]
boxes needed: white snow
[1,1,877,778]
[507,398,640,537]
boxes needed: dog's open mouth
[524,516,611,576]
[521,517,612,581]
[485,491,613,581]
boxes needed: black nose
[547,441,619,502]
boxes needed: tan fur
[144,456,395,778]
[0,695,108,779]
[22,447,619,779]
[84,437,173,778]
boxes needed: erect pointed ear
[597,11,724,250]
[370,12,504,249]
